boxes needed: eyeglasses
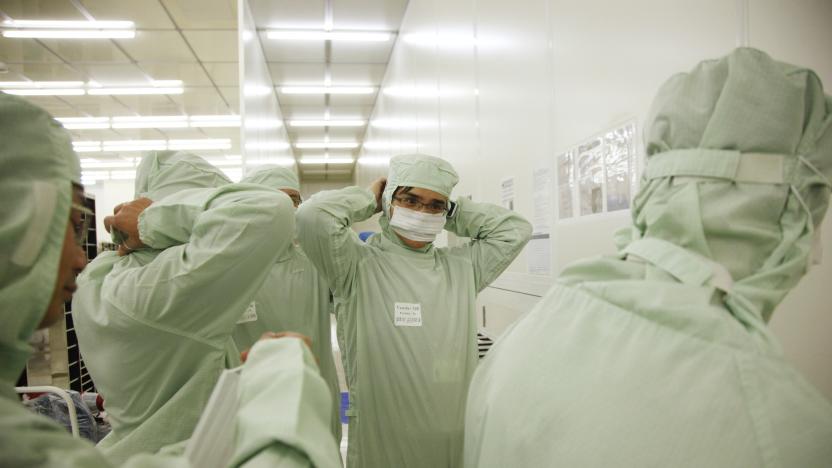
[392,195,448,214]
[71,202,94,247]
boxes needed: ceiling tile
[202,62,239,86]
[37,39,131,63]
[282,106,331,120]
[250,0,324,29]
[217,86,239,112]
[331,0,407,31]
[277,93,326,107]
[260,32,325,62]
[2,0,86,20]
[75,63,150,83]
[183,30,238,62]
[114,31,195,62]
[170,87,233,115]
[58,95,132,116]
[329,63,386,85]
[0,38,63,63]
[120,94,185,115]
[328,93,378,107]
[18,95,73,114]
[78,0,175,29]
[328,105,373,119]
[268,62,326,85]
[327,126,365,139]
[330,41,394,64]
[160,0,237,29]
[8,62,86,81]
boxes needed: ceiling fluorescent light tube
[300,157,355,164]
[3,20,134,29]
[279,86,375,95]
[295,142,359,149]
[88,87,183,96]
[2,30,136,39]
[189,115,241,128]
[358,157,392,166]
[0,81,84,88]
[289,119,365,127]
[245,158,295,166]
[266,30,391,42]
[3,88,86,96]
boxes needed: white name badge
[237,301,257,324]
[394,302,422,327]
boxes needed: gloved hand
[369,177,387,213]
[240,331,314,363]
[104,197,152,256]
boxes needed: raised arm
[445,197,532,292]
[295,183,379,298]
[106,185,295,345]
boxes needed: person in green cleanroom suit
[464,48,832,467]
[296,154,532,468]
[232,165,342,441]
[70,150,341,466]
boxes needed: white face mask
[389,206,447,242]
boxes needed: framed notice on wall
[556,121,638,220]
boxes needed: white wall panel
[239,0,295,171]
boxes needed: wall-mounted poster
[556,121,637,220]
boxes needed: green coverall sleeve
[295,186,376,298]
[107,185,295,345]
[445,197,533,292]
[231,338,342,468]
[0,338,338,468]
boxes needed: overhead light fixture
[56,113,240,130]
[111,116,188,129]
[3,30,135,39]
[4,88,86,96]
[110,170,137,180]
[0,80,183,96]
[362,141,418,150]
[190,115,241,128]
[73,141,103,153]
[279,86,375,95]
[81,160,136,169]
[0,81,84,88]
[58,117,110,130]
[358,157,392,166]
[243,84,273,97]
[289,119,365,127]
[266,30,392,42]
[246,158,295,166]
[2,19,136,39]
[244,118,283,129]
[88,86,183,96]
[295,142,359,149]
[300,157,355,164]
[167,139,231,151]
[3,20,134,29]
[101,140,167,152]
[74,138,231,153]
[245,142,291,150]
